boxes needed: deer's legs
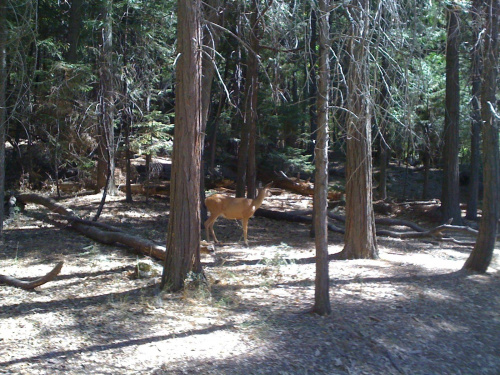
[242,217,249,246]
[205,215,220,243]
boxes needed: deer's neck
[253,188,268,209]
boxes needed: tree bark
[441,5,462,225]
[67,0,83,63]
[307,6,318,158]
[17,193,168,261]
[97,0,116,194]
[464,0,499,273]
[236,0,260,199]
[466,0,482,220]
[377,53,390,201]
[313,0,331,316]
[0,0,7,234]
[337,0,378,260]
[161,0,203,291]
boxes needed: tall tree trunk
[463,0,499,273]
[161,0,203,291]
[336,0,378,260]
[377,54,390,201]
[0,0,6,233]
[313,0,331,316]
[236,0,259,199]
[441,5,462,224]
[67,0,83,63]
[200,0,225,223]
[122,2,132,203]
[466,0,482,220]
[308,6,318,158]
[97,0,116,194]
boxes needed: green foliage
[266,147,313,175]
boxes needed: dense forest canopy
[0,0,491,187]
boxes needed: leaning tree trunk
[466,0,482,220]
[337,0,378,260]
[313,0,332,316]
[464,0,499,273]
[161,0,203,292]
[441,5,462,225]
[0,0,6,233]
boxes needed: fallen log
[18,194,167,261]
[274,171,343,201]
[256,208,477,245]
[0,262,63,290]
[255,208,344,233]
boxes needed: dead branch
[0,262,63,290]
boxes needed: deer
[204,182,273,246]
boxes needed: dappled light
[1,193,499,374]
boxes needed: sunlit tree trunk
[313,0,331,316]
[336,0,378,260]
[464,0,499,273]
[441,5,462,224]
[161,0,203,291]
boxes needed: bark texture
[161,0,203,291]
[312,0,331,316]
[441,5,462,224]
[339,0,378,259]
[0,0,6,233]
[466,0,482,220]
[464,0,499,273]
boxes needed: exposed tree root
[0,262,63,290]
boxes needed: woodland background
[0,0,499,373]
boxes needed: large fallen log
[18,194,167,261]
[0,262,63,290]
[256,208,477,245]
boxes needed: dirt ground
[0,190,499,375]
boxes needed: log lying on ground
[18,194,167,261]
[255,208,344,233]
[0,262,63,290]
[256,208,477,245]
[274,171,343,201]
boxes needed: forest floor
[0,184,499,375]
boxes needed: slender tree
[313,0,331,316]
[67,0,83,63]
[161,0,203,291]
[236,0,260,199]
[96,0,116,194]
[466,0,482,220]
[335,0,378,260]
[441,4,462,225]
[463,0,499,273]
[0,0,6,233]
